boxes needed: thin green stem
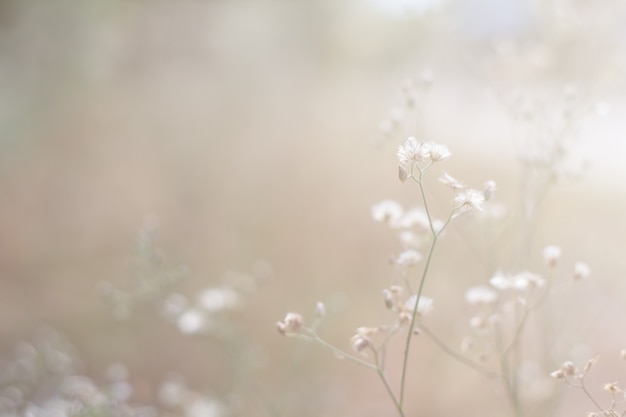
[373,349,405,417]
[398,173,446,408]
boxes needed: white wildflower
[371,200,404,225]
[439,172,465,189]
[394,249,423,267]
[542,245,561,268]
[185,395,225,417]
[489,272,510,290]
[177,309,208,335]
[398,207,430,230]
[465,286,498,305]
[573,262,591,280]
[197,287,240,313]
[425,141,451,162]
[397,137,428,167]
[454,188,485,213]
[404,295,434,316]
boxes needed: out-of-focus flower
[393,249,422,267]
[371,200,404,225]
[542,245,561,268]
[177,309,209,335]
[439,172,465,189]
[404,295,434,317]
[454,188,485,213]
[573,262,591,280]
[465,286,498,305]
[276,312,304,335]
[197,287,240,313]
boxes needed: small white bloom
[425,141,451,162]
[573,262,591,280]
[542,245,561,268]
[404,295,434,316]
[489,272,510,290]
[398,230,421,248]
[177,309,208,335]
[394,249,423,267]
[185,395,225,417]
[483,180,496,201]
[314,301,326,317]
[465,286,498,305]
[454,188,485,213]
[398,207,430,230]
[197,287,240,313]
[513,271,545,290]
[397,137,427,167]
[371,200,404,225]
[439,172,465,189]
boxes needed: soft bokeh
[1,1,626,416]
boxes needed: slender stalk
[373,349,406,417]
[398,171,446,408]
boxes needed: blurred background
[1,0,626,416]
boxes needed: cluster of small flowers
[350,288,434,355]
[372,138,495,272]
[0,328,164,417]
[550,353,626,417]
[163,285,242,335]
[276,302,326,336]
[371,200,437,254]
[161,261,272,336]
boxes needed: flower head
[454,188,485,213]
[397,137,428,167]
[573,262,591,280]
[404,295,434,317]
[542,245,561,268]
[371,200,404,226]
[439,172,465,190]
[465,286,498,305]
